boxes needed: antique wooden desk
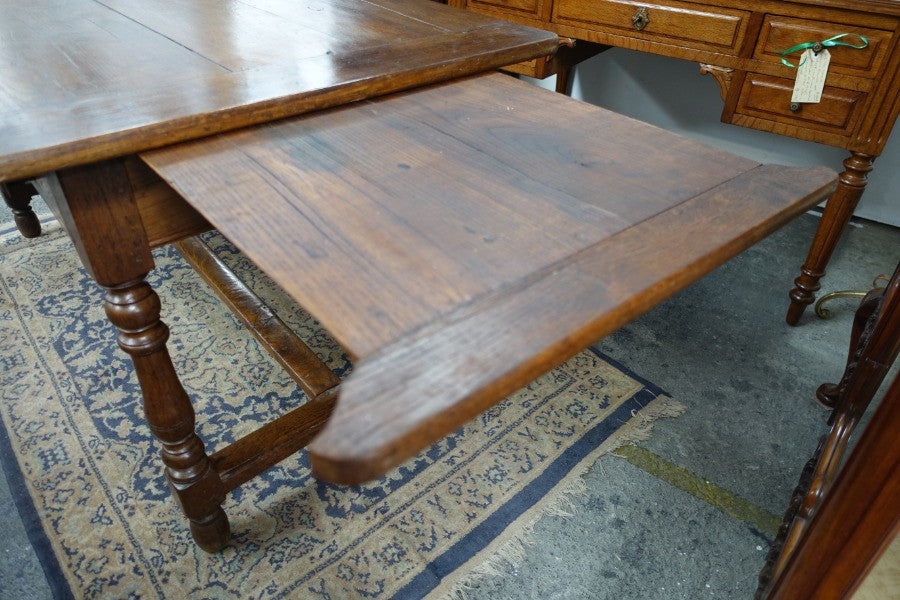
[1,0,836,553]
[447,0,900,324]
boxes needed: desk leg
[555,64,572,95]
[1,180,41,238]
[35,161,230,552]
[786,152,874,325]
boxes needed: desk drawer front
[469,0,544,18]
[736,73,865,134]
[754,16,893,79]
[553,0,749,52]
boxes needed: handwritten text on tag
[791,49,831,104]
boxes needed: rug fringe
[430,393,686,600]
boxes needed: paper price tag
[791,48,831,104]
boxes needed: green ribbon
[779,33,869,68]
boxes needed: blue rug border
[395,346,669,599]
[0,233,667,600]
[592,347,667,398]
[0,414,74,600]
[0,246,74,600]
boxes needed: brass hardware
[632,7,649,31]
[814,291,867,318]
[815,275,890,318]
[790,102,801,112]
[811,41,824,53]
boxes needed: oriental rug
[0,220,682,599]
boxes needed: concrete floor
[465,213,898,600]
[0,196,897,598]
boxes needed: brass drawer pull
[790,102,802,113]
[632,7,649,31]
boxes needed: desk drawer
[735,73,865,135]
[552,0,749,53]
[754,15,892,78]
[469,0,545,18]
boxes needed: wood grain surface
[142,73,837,483]
[0,0,557,181]
[306,162,835,483]
[143,73,761,356]
[768,373,899,600]
[446,0,900,326]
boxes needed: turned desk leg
[34,160,230,552]
[786,152,874,325]
[1,180,41,238]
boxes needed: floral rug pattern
[0,222,680,599]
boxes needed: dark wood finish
[104,279,230,552]
[767,378,898,600]
[127,158,213,248]
[308,160,835,483]
[816,287,884,408]
[447,0,900,324]
[174,236,341,490]
[211,388,339,492]
[32,161,155,283]
[4,0,560,551]
[758,264,900,598]
[501,39,610,92]
[143,72,763,357]
[33,161,230,552]
[5,0,838,550]
[174,236,340,400]
[1,181,41,237]
[0,0,558,183]
[142,73,837,484]
[767,370,899,599]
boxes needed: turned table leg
[34,160,230,552]
[1,180,41,238]
[105,277,229,551]
[786,152,874,325]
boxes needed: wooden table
[447,0,900,325]
[2,0,836,553]
[0,0,557,551]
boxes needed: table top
[141,72,837,483]
[0,0,557,183]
